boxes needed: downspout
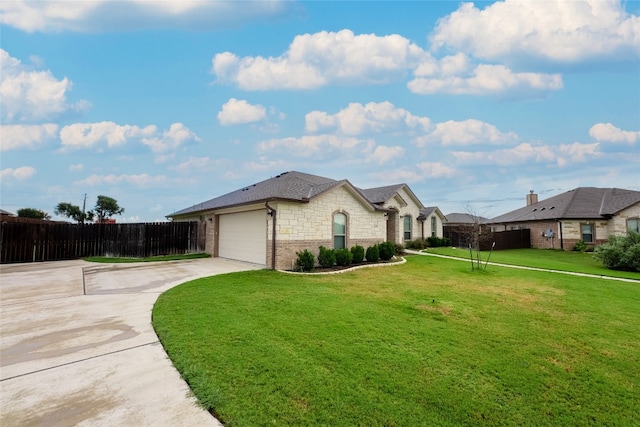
[556,219,564,250]
[265,201,276,270]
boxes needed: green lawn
[152,256,640,426]
[83,253,210,263]
[424,247,640,280]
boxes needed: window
[333,213,347,249]
[431,216,437,237]
[581,223,594,243]
[403,215,412,240]
[628,218,640,233]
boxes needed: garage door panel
[219,210,266,265]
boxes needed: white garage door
[219,209,267,265]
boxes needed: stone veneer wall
[267,185,387,270]
[607,204,640,236]
[381,188,424,244]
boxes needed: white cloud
[0,0,296,33]
[305,101,431,135]
[0,123,58,150]
[589,123,639,144]
[212,29,426,90]
[1,166,36,180]
[408,64,563,96]
[430,0,640,64]
[217,98,266,125]
[174,156,212,173]
[368,145,405,165]
[0,49,89,122]
[141,122,201,153]
[60,121,156,150]
[556,142,601,167]
[381,162,457,183]
[417,162,457,178]
[59,121,200,153]
[258,134,374,161]
[414,119,518,147]
[75,173,169,187]
[69,163,83,171]
[454,143,555,166]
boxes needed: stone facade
[381,188,424,244]
[267,185,387,270]
[607,203,640,235]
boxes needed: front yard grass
[152,256,640,426]
[425,247,639,280]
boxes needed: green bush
[350,245,365,264]
[294,249,315,272]
[427,236,451,247]
[395,243,405,255]
[379,241,395,261]
[318,246,336,268]
[405,239,428,250]
[335,248,353,266]
[365,244,379,262]
[594,232,640,272]
[573,240,587,252]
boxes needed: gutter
[265,201,276,270]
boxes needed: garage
[218,209,267,265]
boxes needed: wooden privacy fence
[0,221,205,264]
[444,228,531,251]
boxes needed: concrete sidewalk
[0,257,262,426]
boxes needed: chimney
[526,190,538,206]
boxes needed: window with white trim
[333,213,347,249]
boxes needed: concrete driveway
[0,257,262,426]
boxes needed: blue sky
[1,0,639,222]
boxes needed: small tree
[17,208,50,220]
[54,202,94,224]
[94,195,124,223]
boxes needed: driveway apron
[0,258,262,426]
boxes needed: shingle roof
[444,213,488,224]
[489,187,640,223]
[169,171,343,216]
[359,184,406,204]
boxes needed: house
[443,213,489,247]
[167,171,444,269]
[488,188,640,250]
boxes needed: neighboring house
[167,171,443,269]
[443,213,489,247]
[488,188,640,250]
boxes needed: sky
[1,0,639,222]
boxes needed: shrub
[335,248,353,266]
[405,239,428,250]
[573,240,587,252]
[427,236,450,247]
[318,246,336,268]
[379,241,395,261]
[395,243,405,255]
[594,232,640,272]
[350,245,365,264]
[365,244,379,262]
[294,249,315,272]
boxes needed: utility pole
[81,193,87,223]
